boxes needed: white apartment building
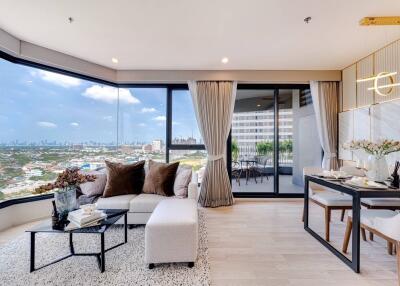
[232,109,293,157]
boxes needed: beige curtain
[310,81,339,170]
[188,81,236,207]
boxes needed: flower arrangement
[343,139,400,157]
[33,167,96,194]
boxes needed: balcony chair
[303,166,353,242]
[232,161,242,186]
[342,209,398,255]
[255,155,270,183]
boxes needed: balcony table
[304,175,400,273]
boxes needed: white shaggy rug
[0,211,210,286]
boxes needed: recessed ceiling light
[221,57,229,64]
[112,58,119,64]
[257,104,261,107]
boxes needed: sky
[0,58,201,145]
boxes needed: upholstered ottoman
[145,198,198,268]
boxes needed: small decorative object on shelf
[344,139,400,182]
[391,161,400,189]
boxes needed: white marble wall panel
[338,111,353,161]
[371,99,400,166]
[353,107,370,141]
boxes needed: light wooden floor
[206,199,398,286]
[0,199,398,286]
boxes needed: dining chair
[340,166,400,224]
[303,166,353,242]
[342,209,398,255]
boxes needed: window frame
[166,87,206,163]
[0,51,207,207]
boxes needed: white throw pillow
[79,170,107,197]
[173,166,192,197]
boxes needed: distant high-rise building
[232,109,293,156]
[142,144,152,152]
[151,140,163,152]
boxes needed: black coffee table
[26,209,128,273]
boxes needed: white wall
[292,91,322,186]
[0,199,52,232]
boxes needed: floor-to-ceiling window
[230,85,322,197]
[0,56,206,203]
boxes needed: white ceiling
[1,0,400,70]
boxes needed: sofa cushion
[96,194,137,210]
[79,170,107,197]
[129,193,172,213]
[142,160,179,196]
[103,160,145,198]
[173,166,192,197]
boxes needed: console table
[304,175,400,273]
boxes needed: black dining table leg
[351,194,361,273]
[30,232,36,272]
[124,213,128,243]
[100,233,105,273]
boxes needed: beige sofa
[95,175,199,225]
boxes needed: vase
[366,155,389,182]
[54,186,77,215]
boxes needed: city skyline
[0,59,202,145]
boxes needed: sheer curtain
[188,81,236,207]
[310,81,339,170]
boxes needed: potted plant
[232,139,240,162]
[34,167,96,215]
[344,139,400,181]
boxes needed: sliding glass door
[230,85,320,197]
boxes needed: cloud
[37,70,81,88]
[70,122,79,127]
[172,121,180,125]
[141,107,156,113]
[153,116,166,121]
[103,115,113,121]
[83,86,140,104]
[138,123,147,127]
[37,121,57,128]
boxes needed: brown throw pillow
[103,160,145,198]
[142,160,180,196]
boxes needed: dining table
[304,175,400,273]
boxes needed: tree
[231,139,239,161]
[256,141,273,155]
[280,140,293,153]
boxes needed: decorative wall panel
[356,55,374,107]
[342,64,357,111]
[374,40,400,103]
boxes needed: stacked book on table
[65,209,107,230]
